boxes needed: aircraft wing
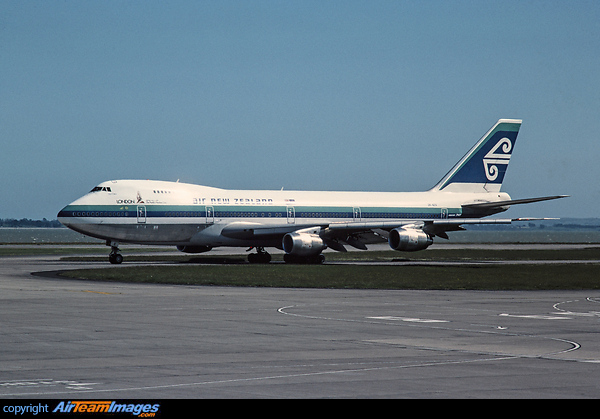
[219,216,556,251]
[420,217,557,239]
[220,222,314,240]
[322,217,547,242]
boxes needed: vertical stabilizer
[430,119,521,193]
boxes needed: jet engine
[282,232,326,256]
[176,245,212,254]
[388,228,433,252]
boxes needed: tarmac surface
[1,247,600,398]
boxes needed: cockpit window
[90,186,112,192]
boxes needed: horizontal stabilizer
[462,195,568,210]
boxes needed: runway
[1,252,600,398]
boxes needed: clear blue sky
[1,0,598,219]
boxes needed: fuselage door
[206,206,215,224]
[441,208,448,219]
[287,206,295,224]
[353,207,361,221]
[137,205,146,224]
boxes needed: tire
[109,253,123,264]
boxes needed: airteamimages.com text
[3,401,161,416]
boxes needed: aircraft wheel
[109,253,123,264]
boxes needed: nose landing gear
[107,240,123,264]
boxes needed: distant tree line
[0,218,63,228]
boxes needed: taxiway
[1,251,599,398]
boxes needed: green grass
[4,245,600,261]
[5,244,598,290]
[54,247,600,263]
[59,259,600,290]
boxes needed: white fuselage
[58,179,510,248]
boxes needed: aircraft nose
[57,205,73,227]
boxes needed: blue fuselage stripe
[58,205,459,220]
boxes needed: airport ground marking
[0,356,520,397]
[552,298,600,317]
[498,313,572,320]
[367,316,448,323]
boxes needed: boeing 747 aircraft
[58,119,566,264]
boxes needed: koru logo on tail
[483,137,512,181]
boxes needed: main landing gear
[246,247,325,264]
[107,240,123,264]
[247,247,272,264]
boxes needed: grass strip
[54,247,600,263]
[59,263,600,290]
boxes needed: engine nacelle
[388,228,433,252]
[176,245,212,254]
[282,232,326,256]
